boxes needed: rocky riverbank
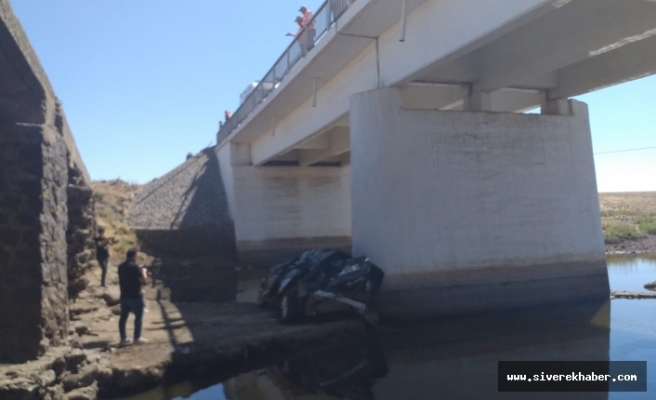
[0,264,367,400]
[0,178,367,400]
[605,234,656,255]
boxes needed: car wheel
[279,291,301,323]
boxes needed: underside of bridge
[233,0,656,168]
[211,0,656,317]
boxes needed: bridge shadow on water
[116,299,612,400]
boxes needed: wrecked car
[257,249,384,322]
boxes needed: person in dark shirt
[94,227,115,288]
[118,247,148,345]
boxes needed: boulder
[74,324,90,336]
[63,383,98,400]
[61,364,98,391]
[99,288,120,307]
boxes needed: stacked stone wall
[0,0,94,364]
[0,123,69,362]
[66,165,96,300]
[129,149,238,303]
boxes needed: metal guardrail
[217,0,356,145]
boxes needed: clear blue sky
[10,0,656,192]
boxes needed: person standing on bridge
[118,247,149,346]
[287,16,308,56]
[299,6,316,51]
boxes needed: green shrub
[602,221,646,244]
[637,218,656,235]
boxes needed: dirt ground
[75,264,367,398]
[0,262,367,400]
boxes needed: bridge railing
[217,0,356,145]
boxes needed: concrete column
[465,89,492,111]
[349,87,608,320]
[542,97,573,115]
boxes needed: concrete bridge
[215,0,656,317]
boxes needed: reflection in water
[607,255,656,292]
[607,256,656,399]
[112,380,224,400]
[225,340,387,400]
[221,302,610,400]
[117,256,656,400]
[372,302,610,400]
[606,254,656,267]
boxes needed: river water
[116,256,656,400]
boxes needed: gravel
[128,148,232,231]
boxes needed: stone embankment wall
[129,148,235,256]
[128,148,238,302]
[0,0,94,363]
[66,164,96,300]
[0,123,70,362]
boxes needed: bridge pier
[216,143,352,268]
[350,87,609,320]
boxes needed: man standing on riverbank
[94,227,114,288]
[118,247,148,346]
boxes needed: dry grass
[599,192,656,244]
[91,180,141,262]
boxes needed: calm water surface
[116,256,656,400]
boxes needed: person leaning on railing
[287,16,308,55]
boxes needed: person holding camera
[118,247,149,346]
[94,227,115,288]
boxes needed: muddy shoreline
[103,313,367,399]
[604,234,656,255]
